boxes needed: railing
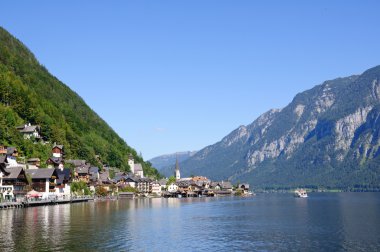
[14,190,27,194]
[32,182,47,186]
[14,182,26,186]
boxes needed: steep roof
[52,144,64,150]
[137,177,152,183]
[26,168,55,179]
[66,160,86,167]
[134,163,143,171]
[177,180,191,187]
[76,165,89,174]
[125,176,138,182]
[20,125,40,133]
[0,155,7,164]
[6,147,17,155]
[99,171,110,182]
[2,166,24,179]
[56,168,71,184]
[158,179,168,185]
[238,183,250,189]
[211,181,233,189]
[47,157,63,165]
[89,167,99,174]
[220,181,232,189]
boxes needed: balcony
[32,182,47,187]
[14,190,27,194]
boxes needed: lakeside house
[24,167,71,199]
[55,168,71,197]
[158,179,168,190]
[151,181,162,196]
[1,140,250,200]
[75,165,90,183]
[0,156,28,201]
[89,167,100,184]
[136,178,152,194]
[238,183,250,194]
[167,183,178,193]
[211,181,233,192]
[26,168,59,199]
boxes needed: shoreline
[0,197,93,210]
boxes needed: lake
[1,193,380,251]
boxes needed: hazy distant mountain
[178,65,380,190]
[149,151,197,171]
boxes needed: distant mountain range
[149,151,197,171]
[173,65,380,190]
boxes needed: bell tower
[128,154,135,174]
[174,156,180,180]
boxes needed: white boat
[294,189,308,198]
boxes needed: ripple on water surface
[1,194,380,251]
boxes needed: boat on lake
[294,189,308,198]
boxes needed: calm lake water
[1,193,380,251]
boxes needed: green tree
[95,186,108,196]
[166,176,176,186]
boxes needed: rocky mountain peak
[176,65,380,189]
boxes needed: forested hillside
[0,27,159,178]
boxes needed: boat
[294,189,308,198]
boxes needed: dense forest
[0,27,160,178]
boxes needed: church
[174,157,180,180]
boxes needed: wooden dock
[0,202,24,209]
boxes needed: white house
[0,157,28,202]
[17,123,41,140]
[151,181,162,196]
[26,168,59,199]
[167,183,178,193]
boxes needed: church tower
[174,156,180,180]
[128,154,135,174]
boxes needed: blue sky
[1,1,380,159]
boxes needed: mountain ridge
[177,66,380,189]
[149,151,197,171]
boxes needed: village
[0,123,251,208]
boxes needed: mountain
[149,151,197,172]
[178,65,380,190]
[0,27,159,177]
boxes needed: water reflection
[0,194,379,251]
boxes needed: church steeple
[174,155,180,180]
